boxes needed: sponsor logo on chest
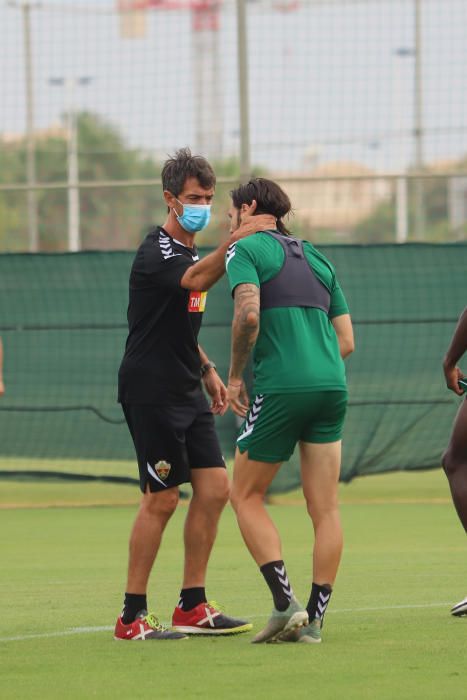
[188,291,207,313]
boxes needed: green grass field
[1,469,466,699]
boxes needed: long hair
[230,178,292,235]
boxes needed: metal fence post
[413,0,426,240]
[22,1,39,252]
[396,175,409,243]
[236,0,251,183]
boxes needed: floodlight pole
[191,2,223,160]
[393,47,413,244]
[236,0,251,183]
[22,1,39,252]
[49,76,92,252]
[413,0,425,240]
[66,78,80,253]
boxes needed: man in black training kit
[115,148,276,640]
[441,307,467,617]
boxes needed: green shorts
[236,390,348,463]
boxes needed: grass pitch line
[0,626,114,643]
[328,601,453,614]
[0,602,455,643]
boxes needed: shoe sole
[279,626,322,643]
[298,635,322,644]
[172,623,253,635]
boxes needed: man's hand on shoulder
[230,200,276,243]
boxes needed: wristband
[200,361,216,377]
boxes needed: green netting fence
[0,244,466,493]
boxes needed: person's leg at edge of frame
[230,448,308,643]
[283,440,343,644]
[441,398,467,617]
[171,467,253,635]
[114,485,188,640]
[442,398,467,532]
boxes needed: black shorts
[121,392,225,493]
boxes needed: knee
[210,479,230,511]
[141,488,179,520]
[304,497,339,525]
[194,477,230,513]
[442,448,464,478]
[230,484,263,515]
[230,482,251,514]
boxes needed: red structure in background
[117,0,299,158]
[118,0,222,32]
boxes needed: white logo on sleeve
[225,243,236,267]
[159,232,182,260]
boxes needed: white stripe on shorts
[237,394,264,442]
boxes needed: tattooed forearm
[229,283,260,380]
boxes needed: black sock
[306,583,332,626]
[178,587,207,611]
[260,560,293,611]
[121,593,147,624]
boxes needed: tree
[0,118,276,251]
[353,160,467,243]
[0,112,166,251]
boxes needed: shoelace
[207,600,223,612]
[142,613,166,631]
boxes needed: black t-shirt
[118,226,207,405]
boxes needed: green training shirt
[225,230,349,394]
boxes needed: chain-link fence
[1,0,467,251]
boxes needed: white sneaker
[451,596,467,617]
[252,597,308,644]
[280,617,322,643]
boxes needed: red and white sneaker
[172,601,252,635]
[114,610,188,641]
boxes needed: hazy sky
[1,0,466,172]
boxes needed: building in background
[281,161,391,236]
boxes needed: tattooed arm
[228,283,260,417]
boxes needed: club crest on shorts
[154,460,171,481]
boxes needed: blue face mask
[174,199,211,233]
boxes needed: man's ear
[163,190,176,208]
[241,202,252,215]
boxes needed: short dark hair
[230,178,292,235]
[161,147,216,196]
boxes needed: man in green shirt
[225,178,354,644]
